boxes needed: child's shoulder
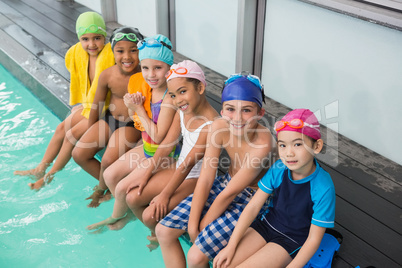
[255,123,273,142]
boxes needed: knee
[187,246,209,267]
[100,154,116,171]
[65,129,79,146]
[103,166,120,189]
[142,207,157,229]
[125,189,140,209]
[114,180,130,201]
[55,121,66,138]
[155,223,169,243]
[71,146,84,165]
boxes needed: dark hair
[186,77,202,89]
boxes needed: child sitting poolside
[72,26,144,207]
[14,12,115,190]
[124,60,219,250]
[156,74,275,268]
[86,34,178,229]
[213,109,336,268]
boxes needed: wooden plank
[1,0,77,45]
[334,224,401,268]
[320,148,402,207]
[0,4,70,57]
[1,22,68,79]
[20,0,76,36]
[38,0,83,20]
[335,198,402,266]
[322,162,402,234]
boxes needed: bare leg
[103,144,144,196]
[28,116,88,190]
[156,223,187,268]
[140,178,197,251]
[140,177,197,232]
[72,120,112,207]
[236,242,292,268]
[146,232,159,251]
[187,245,210,268]
[86,172,142,231]
[86,212,128,231]
[15,107,83,178]
[72,120,111,180]
[98,126,141,203]
[107,211,137,231]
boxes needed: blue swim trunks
[159,172,269,259]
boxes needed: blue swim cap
[138,34,174,66]
[221,75,264,107]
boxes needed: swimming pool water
[0,64,190,267]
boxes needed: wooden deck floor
[0,0,401,267]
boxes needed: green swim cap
[76,12,107,39]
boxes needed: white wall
[75,0,101,13]
[115,0,158,37]
[261,0,402,165]
[175,0,238,76]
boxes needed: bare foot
[87,213,128,231]
[146,233,159,251]
[28,173,54,191]
[28,178,45,190]
[99,189,112,203]
[108,213,136,231]
[86,186,108,208]
[15,162,49,179]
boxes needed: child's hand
[149,192,170,222]
[123,93,133,108]
[131,92,145,105]
[123,92,145,111]
[188,225,200,244]
[125,176,149,196]
[213,245,236,268]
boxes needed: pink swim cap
[166,60,207,87]
[275,109,321,140]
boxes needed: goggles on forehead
[77,24,106,36]
[137,38,172,50]
[112,32,138,43]
[165,67,202,79]
[224,73,263,90]
[274,119,320,132]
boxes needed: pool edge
[0,29,71,120]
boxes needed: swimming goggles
[165,67,202,79]
[112,33,138,43]
[274,119,320,132]
[76,24,107,36]
[137,38,172,50]
[224,73,263,90]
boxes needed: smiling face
[79,33,105,57]
[277,131,323,180]
[113,40,140,75]
[167,77,204,113]
[140,58,170,90]
[221,100,264,137]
